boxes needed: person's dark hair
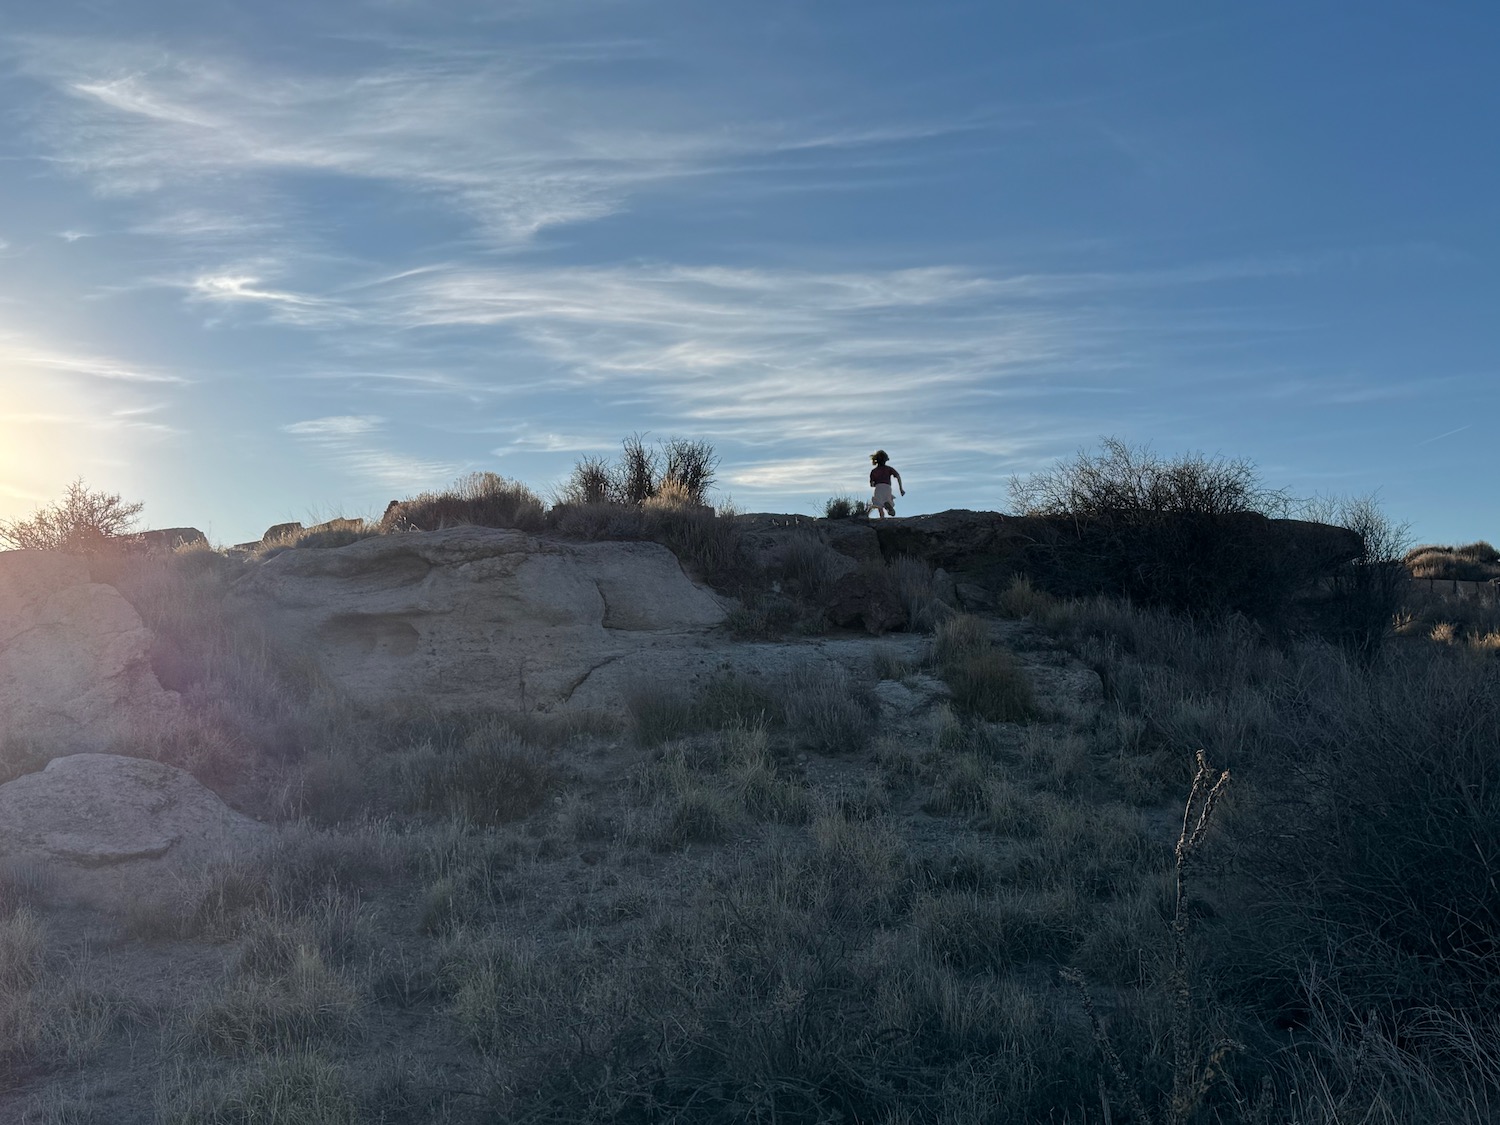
[870,449,889,465]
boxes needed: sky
[0,1,1496,547]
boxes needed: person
[868,450,904,518]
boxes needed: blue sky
[1,1,1495,546]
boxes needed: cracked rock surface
[229,526,736,711]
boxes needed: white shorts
[872,484,894,507]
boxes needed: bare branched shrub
[1007,438,1326,618]
[618,432,660,506]
[1012,438,1286,520]
[1302,493,1411,654]
[558,454,618,506]
[660,436,719,505]
[0,479,143,553]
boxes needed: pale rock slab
[0,753,271,911]
[228,527,734,711]
[0,550,178,750]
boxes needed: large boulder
[0,753,270,911]
[0,551,178,750]
[228,527,733,711]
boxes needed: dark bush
[558,455,617,506]
[1308,495,1411,655]
[1232,645,1500,1017]
[618,433,659,506]
[933,614,1038,722]
[411,733,559,825]
[564,434,720,509]
[1008,439,1339,620]
[660,437,719,505]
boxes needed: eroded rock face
[0,754,270,911]
[0,551,178,750]
[228,527,732,711]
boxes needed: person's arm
[893,469,905,495]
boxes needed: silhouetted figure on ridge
[869,450,904,518]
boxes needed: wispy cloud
[0,332,189,385]
[282,413,457,487]
[15,35,972,248]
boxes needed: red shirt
[870,464,897,486]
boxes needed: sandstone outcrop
[0,753,270,911]
[229,526,733,711]
[0,551,178,750]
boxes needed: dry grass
[1404,540,1500,582]
[12,532,1500,1123]
[155,1051,359,1125]
[891,553,948,632]
[382,471,545,534]
[185,947,363,1058]
[0,910,129,1082]
[933,613,1039,722]
[782,662,875,754]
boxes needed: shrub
[550,501,647,541]
[558,454,617,506]
[642,483,743,583]
[933,614,1038,722]
[891,554,946,632]
[1007,438,1328,619]
[627,675,778,746]
[0,479,143,553]
[1304,493,1411,655]
[660,437,719,505]
[563,434,720,510]
[823,495,870,520]
[782,663,874,754]
[156,1050,359,1125]
[257,519,378,557]
[406,729,560,825]
[1233,644,1500,1016]
[1011,437,1285,520]
[382,472,545,533]
[618,433,659,505]
[777,530,841,601]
